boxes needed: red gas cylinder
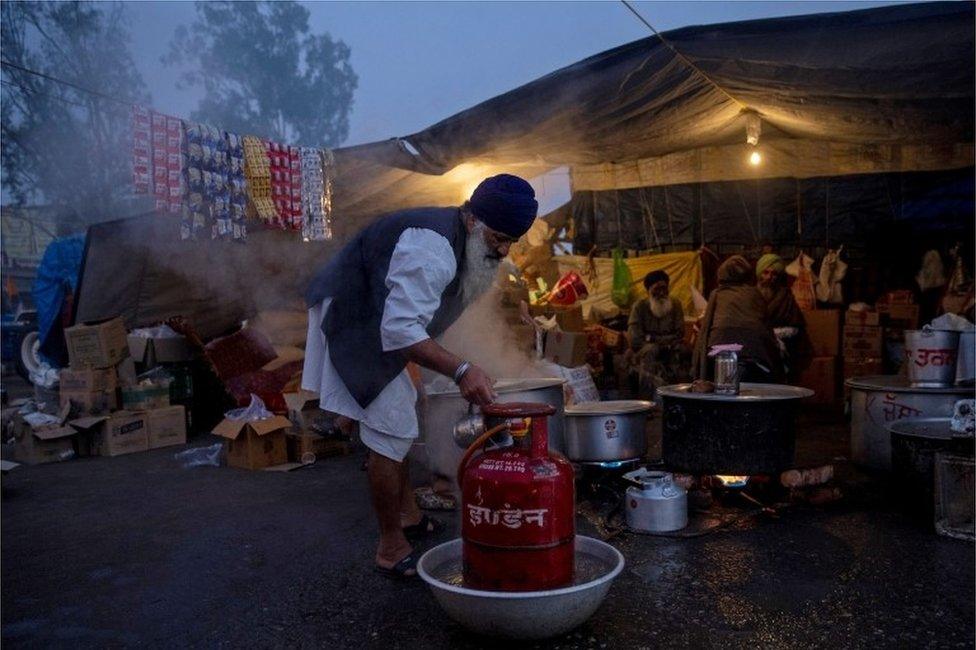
[460,402,576,591]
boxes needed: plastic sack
[175,443,223,468]
[611,249,633,308]
[546,271,589,307]
[224,394,273,421]
[130,324,182,339]
[136,365,174,388]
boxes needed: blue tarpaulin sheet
[32,234,84,365]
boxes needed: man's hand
[458,364,496,406]
[402,338,496,405]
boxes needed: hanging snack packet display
[225,132,248,241]
[152,113,184,214]
[182,123,247,241]
[131,106,152,194]
[243,136,275,223]
[288,147,303,230]
[267,142,298,228]
[300,147,333,241]
[181,122,208,240]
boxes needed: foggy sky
[125,1,908,148]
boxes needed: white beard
[460,225,500,308]
[648,295,673,319]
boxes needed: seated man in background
[756,253,806,376]
[627,270,690,399]
[693,256,783,383]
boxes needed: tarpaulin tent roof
[74,213,335,340]
[74,2,974,338]
[331,1,973,225]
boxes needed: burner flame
[715,475,749,488]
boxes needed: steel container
[713,350,741,395]
[418,535,624,640]
[888,418,975,516]
[905,329,960,387]
[956,330,975,385]
[415,378,565,483]
[847,375,972,471]
[658,383,813,475]
[623,469,687,532]
[563,400,653,463]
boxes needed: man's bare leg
[367,452,414,571]
[398,458,423,528]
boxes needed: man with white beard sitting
[302,174,537,580]
[626,270,690,399]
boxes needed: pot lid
[845,375,973,394]
[656,383,814,402]
[427,377,564,397]
[888,418,957,440]
[565,400,654,415]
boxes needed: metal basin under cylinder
[415,378,565,482]
[563,400,653,463]
[658,383,814,475]
[847,375,972,471]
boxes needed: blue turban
[468,174,538,238]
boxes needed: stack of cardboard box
[843,310,885,392]
[16,316,190,463]
[878,293,920,372]
[796,309,841,406]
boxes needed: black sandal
[374,552,419,580]
[402,514,445,540]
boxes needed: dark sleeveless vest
[304,207,468,408]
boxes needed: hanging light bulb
[749,150,762,166]
[745,111,762,147]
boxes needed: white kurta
[302,228,457,441]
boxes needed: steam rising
[427,285,546,390]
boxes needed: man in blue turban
[303,173,537,580]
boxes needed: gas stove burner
[574,458,642,471]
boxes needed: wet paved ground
[2,404,973,648]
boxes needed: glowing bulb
[749,150,762,166]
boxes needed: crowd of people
[626,253,804,399]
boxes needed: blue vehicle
[2,234,84,382]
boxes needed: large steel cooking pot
[846,375,972,471]
[888,418,975,515]
[415,378,565,481]
[658,383,813,475]
[563,400,653,462]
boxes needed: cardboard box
[59,389,115,416]
[116,357,138,388]
[844,310,880,327]
[283,390,320,431]
[146,405,187,449]
[286,431,349,462]
[127,333,194,364]
[59,367,118,393]
[554,306,585,333]
[796,356,838,406]
[878,303,920,328]
[213,415,291,470]
[64,317,129,369]
[13,412,76,465]
[843,357,884,379]
[121,384,170,411]
[803,310,841,357]
[544,330,588,367]
[70,411,150,457]
[843,326,884,358]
